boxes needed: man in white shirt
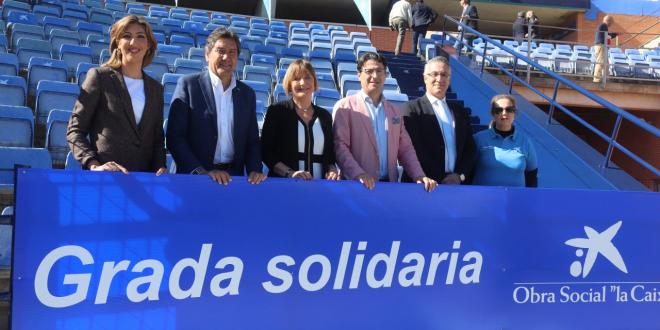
[400,56,476,184]
[167,27,266,185]
[388,0,414,56]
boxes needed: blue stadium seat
[269,31,288,40]
[145,56,170,81]
[288,22,306,35]
[27,57,68,95]
[551,53,573,73]
[105,2,126,12]
[280,47,305,61]
[242,80,270,107]
[212,13,228,21]
[173,58,204,75]
[157,44,184,67]
[0,147,52,193]
[194,30,210,48]
[279,57,296,70]
[0,105,33,147]
[163,92,173,120]
[170,35,195,55]
[45,109,72,166]
[333,44,355,59]
[90,8,114,25]
[276,68,287,83]
[149,8,169,19]
[43,17,73,36]
[288,40,310,54]
[0,34,7,53]
[35,81,79,124]
[84,0,103,9]
[171,12,190,21]
[190,15,210,25]
[383,90,409,108]
[49,29,80,57]
[240,35,265,53]
[336,62,358,83]
[333,52,356,67]
[76,62,98,86]
[86,35,109,63]
[183,21,205,34]
[316,73,336,90]
[231,21,250,30]
[249,28,269,39]
[211,18,230,26]
[127,8,148,16]
[309,49,332,62]
[64,151,82,170]
[251,54,277,72]
[273,84,287,103]
[11,23,45,48]
[356,45,377,58]
[243,65,273,86]
[99,48,111,64]
[188,47,206,62]
[6,11,38,26]
[230,26,249,37]
[313,88,340,111]
[62,9,88,26]
[60,44,94,77]
[340,75,361,96]
[383,77,400,93]
[2,0,31,19]
[126,2,145,11]
[162,73,183,95]
[254,44,277,57]
[76,22,106,43]
[0,74,27,106]
[33,5,60,21]
[311,59,333,76]
[0,54,19,76]
[265,37,287,55]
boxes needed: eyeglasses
[211,48,238,57]
[492,106,517,114]
[424,72,450,80]
[361,68,386,76]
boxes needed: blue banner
[12,169,660,329]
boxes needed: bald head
[604,15,614,25]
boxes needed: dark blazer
[400,95,476,183]
[67,66,166,172]
[512,17,526,40]
[461,5,479,31]
[166,71,261,176]
[261,99,336,178]
[411,2,438,30]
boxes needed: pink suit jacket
[333,93,425,182]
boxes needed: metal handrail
[441,15,660,178]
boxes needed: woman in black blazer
[261,59,338,180]
[67,15,166,174]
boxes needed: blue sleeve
[525,135,538,171]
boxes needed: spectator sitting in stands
[512,11,526,43]
[67,15,166,175]
[261,59,339,180]
[472,94,538,187]
[525,10,539,40]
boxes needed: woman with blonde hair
[67,15,166,174]
[261,59,339,180]
[472,94,538,187]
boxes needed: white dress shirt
[209,70,235,164]
[123,76,145,125]
[426,93,456,173]
[389,0,413,25]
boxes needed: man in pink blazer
[333,52,437,191]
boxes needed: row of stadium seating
[471,39,660,79]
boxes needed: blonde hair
[282,59,318,96]
[103,15,157,70]
[489,94,516,128]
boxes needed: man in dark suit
[167,27,266,185]
[411,0,438,59]
[401,56,476,184]
[455,0,479,52]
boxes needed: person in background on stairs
[411,0,438,60]
[472,94,538,187]
[525,10,540,40]
[593,15,617,84]
[512,11,526,43]
[455,0,479,52]
[389,0,414,56]
[400,56,476,185]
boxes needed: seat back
[0,105,33,147]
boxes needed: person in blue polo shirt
[473,94,538,187]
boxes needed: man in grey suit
[167,27,266,185]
